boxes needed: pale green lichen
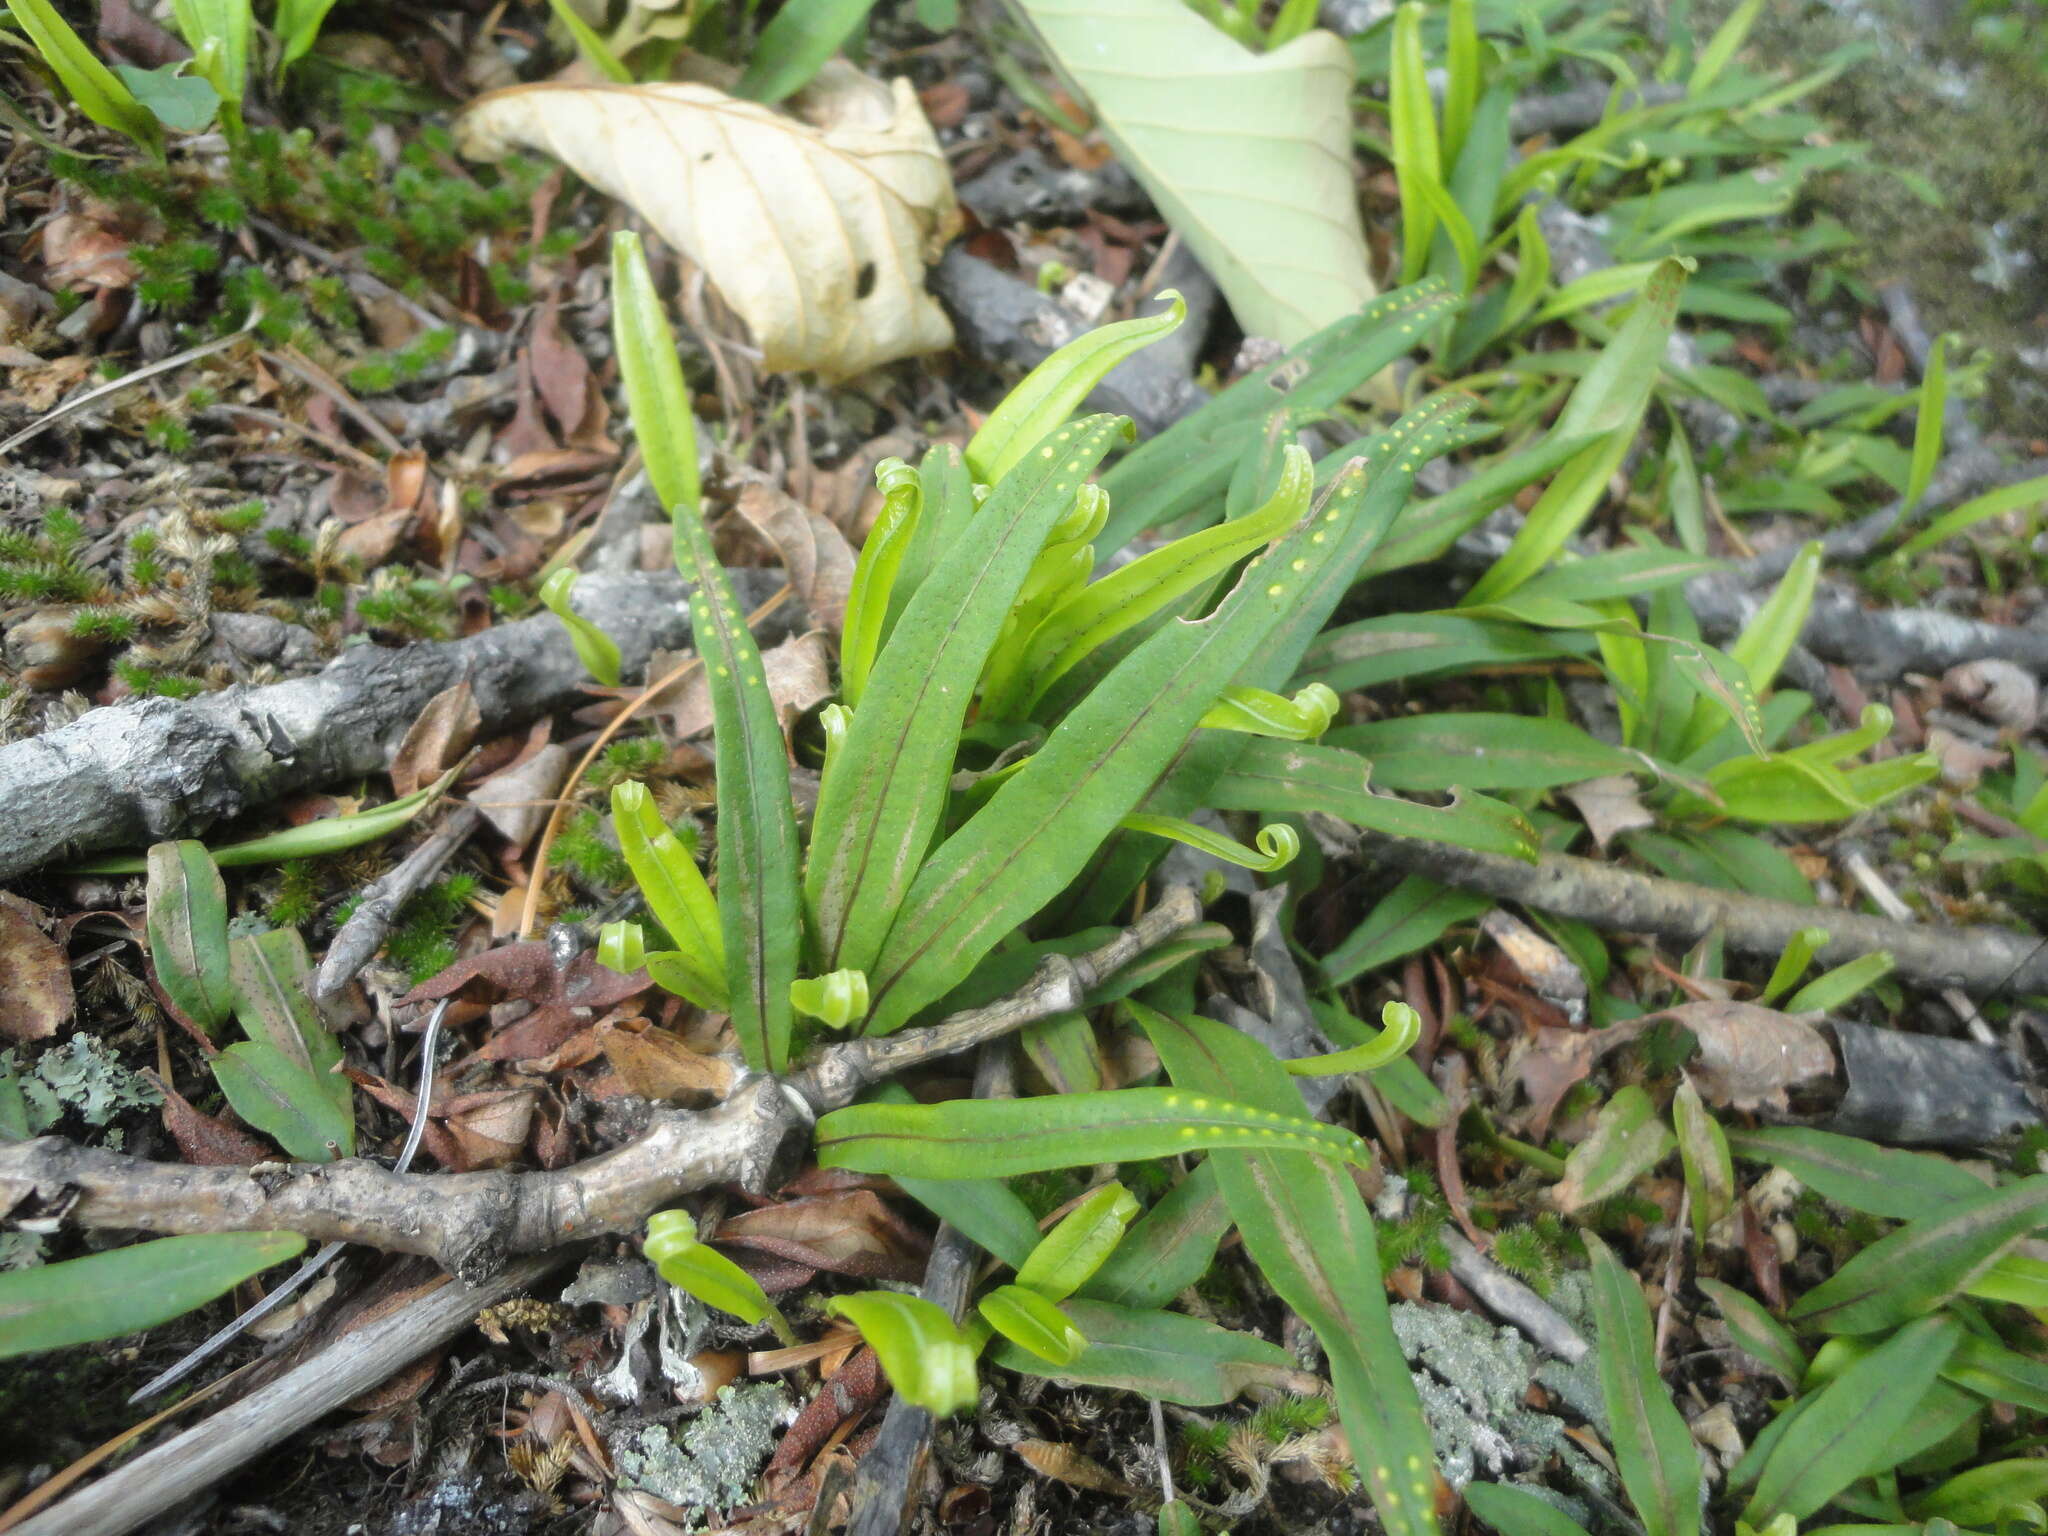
[611,1382,793,1518]
[2,1037,161,1138]
[1390,1294,1609,1508]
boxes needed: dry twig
[0,889,1203,1278]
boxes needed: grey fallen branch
[313,804,481,999]
[1688,572,2048,681]
[0,888,1202,1280]
[931,244,1219,437]
[1350,831,2048,995]
[0,567,792,882]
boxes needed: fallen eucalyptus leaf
[457,64,960,378]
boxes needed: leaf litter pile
[4,1,2048,1534]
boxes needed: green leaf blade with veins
[1206,739,1540,862]
[614,234,800,1072]
[210,1040,353,1162]
[1585,1232,1702,1536]
[992,1297,1302,1405]
[676,522,803,1076]
[1013,0,1375,345]
[1788,1174,2048,1335]
[861,457,1377,1033]
[145,840,235,1034]
[806,415,1130,976]
[966,291,1186,484]
[1020,397,1474,935]
[1134,1003,1442,1536]
[0,1232,305,1359]
[814,1087,1368,1178]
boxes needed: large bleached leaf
[457,65,960,379]
[1014,0,1375,344]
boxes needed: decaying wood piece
[0,888,1203,1277]
[0,568,791,881]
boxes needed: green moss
[596,738,669,791]
[213,500,267,534]
[1250,1395,1330,1441]
[383,874,479,983]
[556,808,629,888]
[69,608,136,643]
[267,860,321,928]
[114,661,206,699]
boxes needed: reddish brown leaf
[765,1347,886,1481]
[153,1074,275,1165]
[1514,1025,1601,1142]
[529,294,592,440]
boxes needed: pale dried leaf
[1943,659,2039,733]
[1562,773,1656,849]
[456,67,960,379]
[472,742,575,847]
[735,481,855,633]
[1481,909,1587,1023]
[1926,726,2007,790]
[1659,1000,1836,1114]
[1012,0,1375,344]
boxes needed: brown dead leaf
[1561,774,1655,850]
[530,294,592,440]
[716,1190,929,1281]
[9,354,91,414]
[652,631,834,741]
[763,1348,886,1493]
[1655,1000,1837,1113]
[406,942,651,1063]
[444,1087,536,1168]
[456,65,960,379]
[596,1017,734,1103]
[1513,1026,1601,1142]
[1013,1441,1134,1497]
[335,505,415,568]
[390,680,481,797]
[735,481,856,633]
[0,893,72,1041]
[42,209,137,290]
